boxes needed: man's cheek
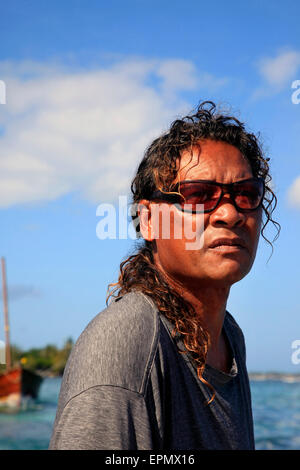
[179,213,205,251]
[151,205,183,240]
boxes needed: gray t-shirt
[49,291,255,450]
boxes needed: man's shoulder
[62,291,160,398]
[85,290,159,342]
[225,311,246,356]
[225,311,243,332]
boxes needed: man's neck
[174,282,230,343]
[178,282,232,372]
[156,269,232,370]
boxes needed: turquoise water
[251,379,300,450]
[0,377,299,450]
[0,377,60,450]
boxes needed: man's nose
[209,194,246,227]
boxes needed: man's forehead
[173,139,251,182]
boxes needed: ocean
[0,377,299,450]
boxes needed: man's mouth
[208,237,248,252]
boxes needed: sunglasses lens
[234,180,264,209]
[177,179,264,212]
[179,182,222,211]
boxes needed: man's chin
[201,266,252,288]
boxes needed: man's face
[147,139,263,290]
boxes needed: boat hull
[0,368,21,409]
[21,368,43,399]
[0,367,43,411]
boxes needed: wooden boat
[0,257,43,411]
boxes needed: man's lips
[208,237,248,252]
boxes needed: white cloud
[157,59,198,91]
[0,58,227,208]
[253,49,300,99]
[258,50,300,87]
[287,176,300,209]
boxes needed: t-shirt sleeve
[48,385,156,450]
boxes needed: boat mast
[1,257,11,370]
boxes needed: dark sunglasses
[150,177,265,213]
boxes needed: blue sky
[0,0,300,372]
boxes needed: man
[49,101,279,450]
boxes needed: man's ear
[138,200,155,241]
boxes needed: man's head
[131,101,279,290]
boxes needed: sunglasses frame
[150,177,265,214]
